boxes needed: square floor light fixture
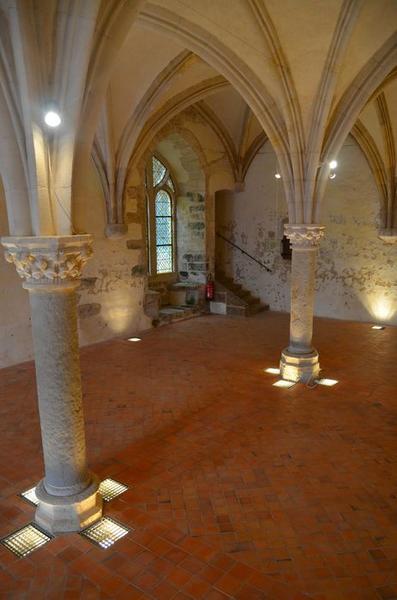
[20,486,39,507]
[80,516,130,549]
[1,523,52,558]
[99,478,129,502]
[264,367,280,375]
[273,379,295,388]
[317,378,338,386]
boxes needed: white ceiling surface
[109,25,185,145]
[107,18,397,173]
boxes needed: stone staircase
[158,304,202,326]
[213,270,269,316]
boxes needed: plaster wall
[0,162,151,368]
[216,136,397,326]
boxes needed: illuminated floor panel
[1,524,52,558]
[20,486,39,506]
[80,517,130,549]
[98,478,129,502]
[273,379,295,388]
[317,378,338,386]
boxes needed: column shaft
[288,247,317,354]
[29,285,90,496]
[280,224,325,383]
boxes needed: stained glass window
[155,190,173,273]
[152,156,166,186]
[146,155,175,276]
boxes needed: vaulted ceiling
[0,0,396,235]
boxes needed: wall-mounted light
[275,173,281,179]
[44,110,61,128]
[329,160,338,170]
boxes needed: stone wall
[177,193,208,282]
[216,136,397,326]
[0,161,151,368]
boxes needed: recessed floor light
[128,337,141,342]
[317,378,338,386]
[273,380,295,388]
[265,368,280,375]
[1,523,52,558]
[80,516,130,549]
[371,325,385,330]
[99,478,129,502]
[20,486,39,506]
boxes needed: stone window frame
[145,153,178,281]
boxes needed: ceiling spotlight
[329,172,336,180]
[44,111,61,128]
[329,160,338,170]
[275,173,281,179]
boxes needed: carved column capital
[1,235,93,289]
[284,224,325,249]
[378,229,397,244]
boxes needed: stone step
[158,305,201,326]
[226,304,246,317]
[214,271,269,317]
[246,295,261,305]
[247,302,268,315]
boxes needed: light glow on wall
[329,160,338,170]
[369,295,396,322]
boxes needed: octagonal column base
[35,475,102,535]
[280,348,320,383]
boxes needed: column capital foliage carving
[284,224,325,248]
[1,235,93,287]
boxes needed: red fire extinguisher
[206,273,215,301]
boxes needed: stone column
[280,224,325,383]
[1,235,102,534]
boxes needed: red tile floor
[0,312,396,599]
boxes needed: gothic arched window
[146,156,176,276]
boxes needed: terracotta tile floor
[0,312,396,599]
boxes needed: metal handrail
[216,232,272,273]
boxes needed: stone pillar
[280,224,325,383]
[1,235,102,534]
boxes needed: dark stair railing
[216,232,272,273]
